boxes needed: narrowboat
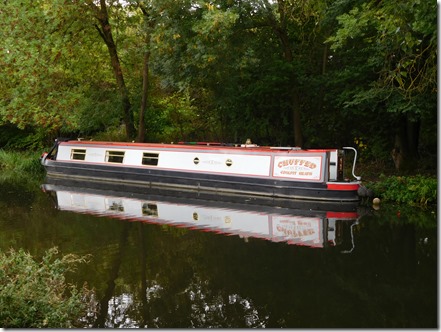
[41,181,362,249]
[41,139,362,202]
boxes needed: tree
[326,0,437,170]
[149,0,241,142]
[254,0,304,146]
[0,0,83,134]
[148,0,327,146]
[0,0,436,172]
[137,13,150,143]
[86,0,136,140]
[134,1,157,143]
[0,0,123,144]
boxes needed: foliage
[0,150,44,179]
[0,0,116,137]
[91,125,130,143]
[0,125,49,151]
[0,247,92,328]
[367,174,437,206]
[324,0,437,156]
[0,0,436,171]
[327,0,436,98]
[366,203,437,228]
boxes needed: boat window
[142,203,158,217]
[142,152,159,166]
[106,150,125,163]
[71,149,86,160]
[107,200,124,212]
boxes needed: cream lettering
[277,159,317,169]
[276,225,315,238]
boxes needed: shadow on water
[0,177,437,328]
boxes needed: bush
[0,125,47,151]
[367,174,437,206]
[0,150,44,179]
[0,247,92,328]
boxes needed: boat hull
[43,158,360,202]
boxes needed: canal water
[0,177,437,328]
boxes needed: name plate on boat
[273,156,323,181]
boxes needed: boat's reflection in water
[42,178,362,250]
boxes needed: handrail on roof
[342,147,361,181]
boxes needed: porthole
[193,157,200,165]
[226,158,233,167]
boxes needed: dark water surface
[0,178,437,328]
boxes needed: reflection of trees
[177,274,268,328]
[93,216,437,328]
[103,273,268,328]
[0,187,437,328]
[84,222,270,328]
[186,276,268,328]
[106,293,136,328]
[95,223,270,328]
[93,223,131,328]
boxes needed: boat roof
[58,140,337,153]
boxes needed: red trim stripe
[326,211,359,218]
[327,183,360,191]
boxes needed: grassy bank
[0,150,45,181]
[365,174,437,207]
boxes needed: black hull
[43,177,361,213]
[43,160,360,203]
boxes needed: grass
[366,174,437,206]
[0,150,45,180]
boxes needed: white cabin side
[157,151,272,176]
[55,142,333,182]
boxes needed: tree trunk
[407,117,420,160]
[292,88,303,147]
[90,0,135,140]
[138,51,150,143]
[273,27,303,146]
[391,114,420,171]
[271,0,303,147]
